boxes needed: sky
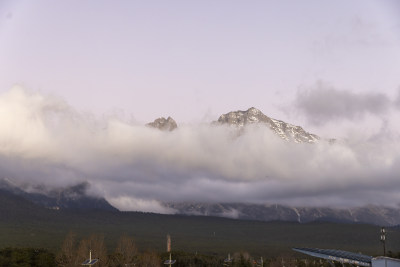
[0,1,400,213]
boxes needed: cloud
[0,86,400,211]
[108,196,176,214]
[294,81,391,125]
[395,87,400,109]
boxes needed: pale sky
[0,1,400,212]
[1,1,399,131]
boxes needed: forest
[2,230,400,267]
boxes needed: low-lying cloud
[1,86,400,213]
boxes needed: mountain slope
[0,189,57,222]
[164,202,400,226]
[0,179,118,212]
[217,107,319,143]
[0,189,399,257]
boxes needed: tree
[76,234,108,267]
[233,252,252,267]
[113,235,138,266]
[138,251,161,267]
[56,231,77,267]
[0,248,55,267]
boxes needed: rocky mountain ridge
[146,116,178,131]
[146,107,320,143]
[163,202,400,226]
[1,177,399,226]
[217,107,319,143]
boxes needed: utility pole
[380,227,386,256]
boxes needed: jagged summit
[144,108,319,142]
[146,116,177,131]
[217,107,319,143]
[217,107,271,126]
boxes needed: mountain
[217,107,319,143]
[0,179,118,212]
[0,109,389,226]
[2,178,400,226]
[163,202,400,226]
[146,116,178,131]
[0,188,54,222]
[1,191,397,258]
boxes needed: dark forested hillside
[1,189,399,259]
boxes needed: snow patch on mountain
[217,107,319,143]
[164,202,400,226]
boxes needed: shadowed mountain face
[0,188,50,222]
[217,107,319,143]
[0,179,118,212]
[1,177,400,226]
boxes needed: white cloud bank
[1,86,400,212]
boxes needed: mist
[1,86,399,213]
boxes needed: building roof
[293,247,373,267]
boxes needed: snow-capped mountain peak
[217,107,319,143]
